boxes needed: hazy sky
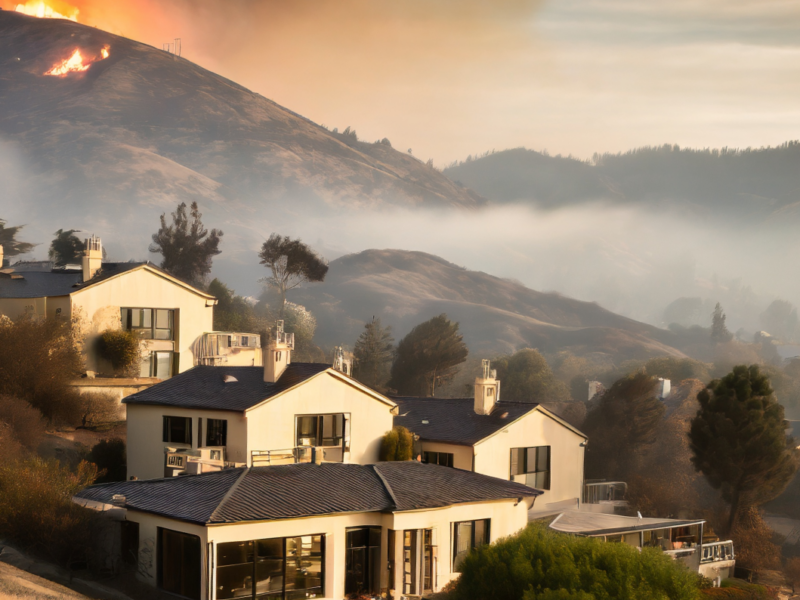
[8,0,800,164]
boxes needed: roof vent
[223,375,238,383]
[111,494,126,507]
[421,419,429,425]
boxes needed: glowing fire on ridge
[44,45,110,77]
[15,0,79,22]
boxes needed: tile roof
[74,462,541,525]
[392,396,539,446]
[123,363,332,412]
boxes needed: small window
[452,519,490,572]
[163,416,192,445]
[206,419,227,447]
[422,451,454,468]
[276,351,282,362]
[510,446,551,490]
[140,351,175,379]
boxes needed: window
[403,530,416,595]
[120,521,139,566]
[422,451,454,468]
[206,419,227,447]
[510,446,551,490]
[140,351,175,379]
[121,308,175,341]
[422,529,435,593]
[345,527,381,596]
[216,535,324,600]
[163,416,192,445]
[452,519,490,572]
[295,415,345,448]
[158,528,201,600]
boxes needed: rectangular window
[510,446,551,490]
[216,535,324,600]
[158,528,201,600]
[295,414,345,448]
[120,521,139,567]
[452,519,490,572]
[121,308,175,341]
[206,419,228,447]
[403,530,417,595]
[345,527,381,596]
[140,351,175,379]
[423,529,434,593]
[163,416,192,445]
[422,451,454,468]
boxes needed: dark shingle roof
[74,462,541,524]
[123,363,332,411]
[392,396,539,445]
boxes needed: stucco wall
[0,295,71,320]
[474,410,586,507]
[419,441,474,471]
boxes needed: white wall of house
[0,295,71,321]
[474,409,586,508]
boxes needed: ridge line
[372,465,399,511]
[207,467,250,523]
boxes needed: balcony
[583,481,628,513]
[251,446,344,467]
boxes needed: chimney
[263,320,294,383]
[81,235,102,282]
[474,359,500,415]
[0,244,4,268]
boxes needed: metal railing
[701,541,735,563]
[250,446,344,467]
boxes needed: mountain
[291,249,685,361]
[0,12,481,263]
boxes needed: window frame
[205,418,228,447]
[452,519,490,573]
[294,414,346,448]
[121,307,175,341]
[422,451,454,468]
[163,416,192,445]
[345,526,382,596]
[509,446,551,490]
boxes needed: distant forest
[444,142,800,220]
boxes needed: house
[549,510,735,583]
[73,461,541,599]
[124,329,397,481]
[393,361,588,516]
[0,237,217,379]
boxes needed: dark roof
[74,462,541,525]
[392,396,539,445]
[123,363,332,411]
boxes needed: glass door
[403,530,417,595]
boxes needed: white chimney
[81,235,102,282]
[474,359,500,415]
[264,320,294,383]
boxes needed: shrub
[76,392,121,427]
[453,522,703,600]
[88,438,126,483]
[0,395,45,451]
[380,426,414,462]
[96,329,141,376]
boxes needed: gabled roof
[123,363,332,412]
[73,462,542,525]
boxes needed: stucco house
[393,361,588,516]
[74,461,541,599]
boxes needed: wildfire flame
[15,0,79,22]
[44,45,110,77]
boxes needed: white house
[74,461,541,599]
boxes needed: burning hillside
[44,44,108,76]
[14,0,78,21]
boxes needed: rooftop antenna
[174,38,182,57]
[162,39,181,56]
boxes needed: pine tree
[711,302,732,343]
[0,219,35,265]
[48,229,84,266]
[353,318,394,391]
[258,234,328,318]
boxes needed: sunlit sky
[7,0,800,164]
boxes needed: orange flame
[15,0,79,22]
[44,45,110,77]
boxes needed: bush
[701,579,777,599]
[453,522,703,600]
[0,395,45,451]
[96,329,141,376]
[88,438,126,483]
[76,392,121,427]
[380,426,414,462]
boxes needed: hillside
[0,12,481,261]
[291,249,685,361]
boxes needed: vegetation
[96,328,141,376]
[75,392,121,428]
[760,299,798,341]
[701,579,776,599]
[379,426,414,462]
[149,201,222,288]
[452,522,703,600]
[690,365,799,532]
[711,303,733,344]
[0,219,35,264]
[726,507,782,574]
[258,234,328,318]
[48,229,84,266]
[0,396,45,453]
[208,278,268,334]
[283,302,325,362]
[87,438,126,483]
[643,356,710,382]
[493,349,571,403]
[389,314,468,396]
[353,318,394,391]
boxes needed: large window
[140,351,175,379]
[163,416,192,445]
[206,418,228,447]
[158,528,201,600]
[121,308,175,340]
[510,446,551,490]
[422,451,454,468]
[295,414,345,448]
[216,535,324,600]
[345,527,381,596]
[452,519,490,572]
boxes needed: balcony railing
[701,541,735,563]
[584,481,628,505]
[251,445,343,467]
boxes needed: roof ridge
[207,467,250,523]
[371,464,399,510]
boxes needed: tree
[208,278,269,334]
[258,234,328,318]
[389,314,468,396]
[353,318,394,391]
[760,299,798,341]
[690,364,799,532]
[711,302,732,343]
[492,349,571,403]
[88,438,127,483]
[48,229,84,266]
[0,219,35,264]
[149,202,222,287]
[379,426,414,462]
[283,302,325,362]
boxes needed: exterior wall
[71,268,214,374]
[0,295,71,320]
[126,404,247,481]
[419,441,474,471]
[244,372,395,465]
[473,410,586,508]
